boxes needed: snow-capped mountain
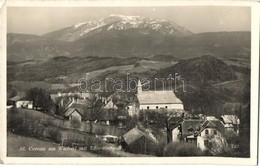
[7,14,250,61]
[43,14,193,42]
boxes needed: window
[214,130,217,135]
[147,106,149,109]
[205,129,209,135]
[204,140,208,146]
[156,106,158,109]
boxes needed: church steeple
[137,79,142,94]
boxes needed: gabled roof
[167,116,183,130]
[64,108,84,117]
[75,99,93,106]
[9,95,23,102]
[64,103,87,117]
[181,119,204,137]
[137,90,182,104]
[9,95,27,102]
[123,128,144,145]
[70,103,87,109]
[123,128,156,145]
[103,100,118,109]
[221,115,240,125]
[197,120,225,135]
[210,120,225,134]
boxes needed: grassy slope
[7,132,98,157]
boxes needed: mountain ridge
[7,14,251,62]
[42,14,193,42]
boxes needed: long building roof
[137,90,182,104]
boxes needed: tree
[26,88,53,111]
[126,115,138,130]
[237,82,250,157]
[205,133,239,157]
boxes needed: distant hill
[154,55,237,86]
[149,55,180,62]
[155,31,251,59]
[7,31,250,62]
[7,33,71,62]
[7,56,140,81]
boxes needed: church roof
[137,90,182,104]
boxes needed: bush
[164,142,203,156]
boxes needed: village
[6,79,240,156]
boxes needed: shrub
[164,142,203,156]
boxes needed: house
[166,116,184,143]
[8,95,33,109]
[168,118,226,152]
[181,119,205,144]
[220,115,240,134]
[121,127,157,154]
[64,103,85,121]
[125,103,134,116]
[195,120,225,151]
[50,91,95,115]
[50,91,94,102]
[131,80,184,115]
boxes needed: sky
[7,6,251,35]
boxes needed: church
[128,80,184,116]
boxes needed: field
[7,132,98,157]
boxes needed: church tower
[137,79,142,94]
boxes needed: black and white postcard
[0,0,259,165]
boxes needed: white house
[171,119,226,151]
[8,95,33,109]
[131,80,184,115]
[195,120,225,151]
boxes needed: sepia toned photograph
[1,0,259,165]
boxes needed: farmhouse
[8,95,33,109]
[130,80,184,115]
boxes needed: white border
[0,1,259,165]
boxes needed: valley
[6,13,251,158]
